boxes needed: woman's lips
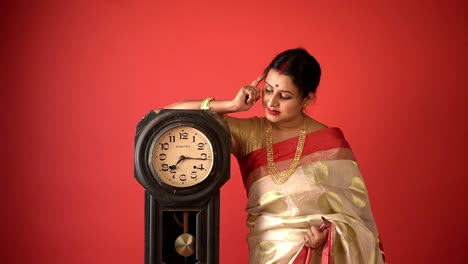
[267,108,280,115]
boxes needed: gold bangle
[200,97,215,110]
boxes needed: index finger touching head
[252,73,266,87]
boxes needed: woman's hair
[263,48,321,98]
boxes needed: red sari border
[238,127,354,191]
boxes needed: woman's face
[262,69,307,124]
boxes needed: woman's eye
[280,94,292,99]
[264,88,273,94]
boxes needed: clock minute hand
[182,156,204,161]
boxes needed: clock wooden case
[134,109,231,264]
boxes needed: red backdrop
[2,0,467,263]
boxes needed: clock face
[151,126,214,187]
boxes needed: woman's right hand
[231,75,264,112]
[304,225,329,248]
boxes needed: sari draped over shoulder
[227,116,385,264]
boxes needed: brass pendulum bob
[175,212,195,257]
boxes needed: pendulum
[174,212,195,258]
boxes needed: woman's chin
[264,114,280,123]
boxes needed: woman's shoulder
[223,115,264,122]
[306,117,349,146]
[311,127,351,150]
[224,115,265,129]
[223,115,266,158]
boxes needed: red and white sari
[227,116,385,264]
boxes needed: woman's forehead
[265,69,299,92]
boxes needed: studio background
[2,0,467,263]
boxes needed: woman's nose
[267,95,279,107]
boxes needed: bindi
[275,84,279,87]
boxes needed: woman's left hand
[304,225,328,248]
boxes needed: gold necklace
[265,119,307,184]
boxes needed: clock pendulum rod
[183,212,189,264]
[183,212,189,233]
[174,211,195,259]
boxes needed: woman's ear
[303,92,315,106]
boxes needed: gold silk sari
[226,117,385,264]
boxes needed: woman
[164,48,385,263]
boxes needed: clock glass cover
[151,126,214,187]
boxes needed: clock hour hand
[169,155,186,170]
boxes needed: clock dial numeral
[179,174,187,181]
[179,132,189,140]
[197,143,205,150]
[191,171,197,179]
[169,135,175,142]
[200,153,207,160]
[159,154,167,160]
[161,164,169,171]
[196,164,205,171]
[159,143,169,150]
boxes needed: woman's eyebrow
[265,81,294,95]
[265,81,274,88]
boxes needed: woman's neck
[271,114,307,132]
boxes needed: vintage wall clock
[134,109,230,264]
